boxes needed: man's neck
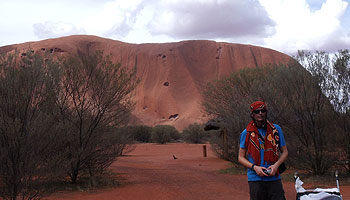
[255,120,266,128]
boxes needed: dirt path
[48,143,349,200]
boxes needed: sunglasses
[253,109,267,114]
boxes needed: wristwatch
[251,164,256,170]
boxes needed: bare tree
[202,67,272,163]
[268,50,350,174]
[328,50,350,173]
[268,58,336,175]
[53,51,138,183]
[0,50,61,200]
[202,59,337,174]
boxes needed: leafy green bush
[182,123,209,143]
[151,125,180,144]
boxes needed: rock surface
[0,35,292,130]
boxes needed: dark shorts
[248,180,286,200]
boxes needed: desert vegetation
[0,50,138,200]
[182,123,210,144]
[202,49,350,175]
[118,123,210,144]
[0,47,348,199]
[150,125,181,144]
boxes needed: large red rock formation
[0,35,292,130]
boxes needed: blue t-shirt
[239,124,286,182]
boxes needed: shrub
[182,123,209,143]
[115,125,152,143]
[0,50,62,200]
[151,125,180,144]
[52,50,138,183]
[131,125,153,143]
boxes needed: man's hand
[253,165,270,176]
[267,164,278,176]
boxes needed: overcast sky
[0,0,349,55]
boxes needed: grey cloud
[148,0,275,41]
[104,21,133,38]
[103,1,147,38]
[33,21,86,39]
[319,29,350,53]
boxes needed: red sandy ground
[47,143,350,200]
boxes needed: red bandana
[250,101,267,113]
[245,120,280,166]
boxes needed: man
[238,101,288,200]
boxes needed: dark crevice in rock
[168,114,179,119]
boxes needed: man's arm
[238,148,252,168]
[268,146,288,175]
